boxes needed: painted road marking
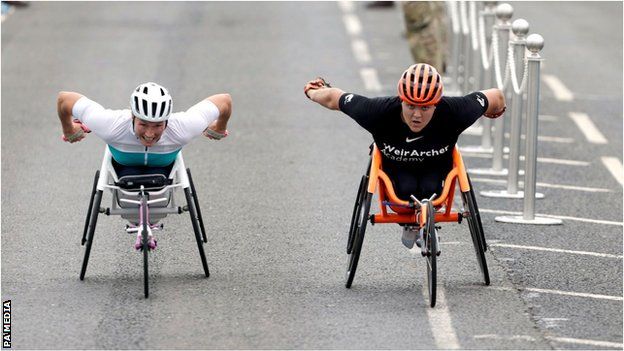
[471,177,611,193]
[342,14,362,36]
[542,75,574,101]
[360,68,382,92]
[601,156,623,186]
[546,336,623,349]
[337,0,354,13]
[474,334,536,342]
[462,152,590,166]
[491,286,623,301]
[423,285,461,349]
[568,112,608,144]
[490,243,623,259]
[351,39,371,64]
[463,126,574,143]
[479,208,622,226]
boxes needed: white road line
[423,286,461,350]
[337,0,354,13]
[342,14,362,36]
[479,208,623,226]
[546,336,624,349]
[568,112,608,144]
[462,152,590,166]
[542,75,574,101]
[491,286,623,301]
[474,334,537,342]
[490,243,623,259]
[601,156,623,186]
[360,68,382,92]
[351,39,371,64]
[539,114,559,122]
[470,177,611,193]
[463,127,574,143]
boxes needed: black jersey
[339,92,488,172]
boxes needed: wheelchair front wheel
[461,184,490,286]
[345,191,372,289]
[141,194,150,298]
[423,201,437,308]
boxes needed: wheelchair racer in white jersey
[57,82,232,177]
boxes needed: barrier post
[470,3,512,176]
[495,34,562,225]
[460,1,497,154]
[481,19,545,199]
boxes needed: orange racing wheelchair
[346,144,489,307]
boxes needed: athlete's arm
[304,77,345,110]
[57,91,87,143]
[205,93,232,138]
[480,88,506,118]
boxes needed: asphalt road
[1,1,622,349]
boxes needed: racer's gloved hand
[203,120,228,140]
[304,77,331,99]
[62,119,91,143]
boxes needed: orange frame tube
[369,144,469,226]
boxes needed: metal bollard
[481,18,544,199]
[459,1,472,93]
[470,3,512,176]
[447,1,462,95]
[460,1,497,154]
[495,34,562,225]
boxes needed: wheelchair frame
[346,144,490,307]
[79,147,210,298]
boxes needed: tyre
[423,201,437,308]
[461,182,490,286]
[81,170,100,245]
[79,190,102,280]
[185,188,210,277]
[347,175,367,254]
[345,191,372,289]
[467,174,486,251]
[186,168,207,243]
[141,193,149,298]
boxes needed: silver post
[459,1,471,93]
[482,19,544,199]
[460,1,497,154]
[470,3,512,177]
[447,1,461,95]
[507,20,528,195]
[495,34,562,225]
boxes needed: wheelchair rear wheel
[467,174,486,251]
[81,170,100,245]
[141,193,150,298]
[79,190,103,280]
[186,168,207,243]
[348,175,368,254]
[423,201,438,308]
[185,188,210,277]
[461,180,490,286]
[345,190,372,289]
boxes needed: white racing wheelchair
[79,147,210,298]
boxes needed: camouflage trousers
[402,1,448,73]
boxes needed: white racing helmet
[130,82,173,122]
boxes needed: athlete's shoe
[402,226,418,249]
[415,228,424,248]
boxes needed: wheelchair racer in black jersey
[304,63,506,248]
